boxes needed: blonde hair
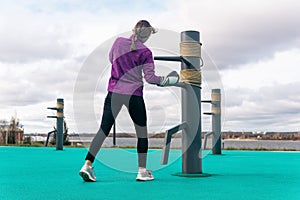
[130,20,156,51]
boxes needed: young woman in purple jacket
[79,20,179,182]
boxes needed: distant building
[0,119,24,144]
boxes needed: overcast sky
[1,0,300,134]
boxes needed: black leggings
[85,92,148,167]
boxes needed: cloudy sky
[1,0,300,134]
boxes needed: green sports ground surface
[1,147,299,200]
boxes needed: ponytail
[130,20,156,51]
[130,33,137,51]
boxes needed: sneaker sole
[79,171,96,182]
[136,178,154,182]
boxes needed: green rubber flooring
[1,147,299,200]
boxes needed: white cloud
[221,49,300,132]
[174,0,300,68]
[221,48,300,89]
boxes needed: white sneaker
[136,170,154,181]
[79,165,96,182]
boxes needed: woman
[79,20,179,182]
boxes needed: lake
[71,136,300,150]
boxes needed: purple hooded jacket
[107,36,162,96]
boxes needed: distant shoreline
[7,135,298,151]
[24,132,300,141]
[223,138,300,142]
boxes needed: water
[72,136,300,150]
[223,139,300,150]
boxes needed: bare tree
[7,117,23,144]
[0,120,8,144]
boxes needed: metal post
[56,99,64,150]
[161,122,187,165]
[181,31,202,174]
[47,98,64,150]
[211,89,221,154]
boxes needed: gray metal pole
[181,31,202,174]
[56,98,64,150]
[211,89,221,154]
